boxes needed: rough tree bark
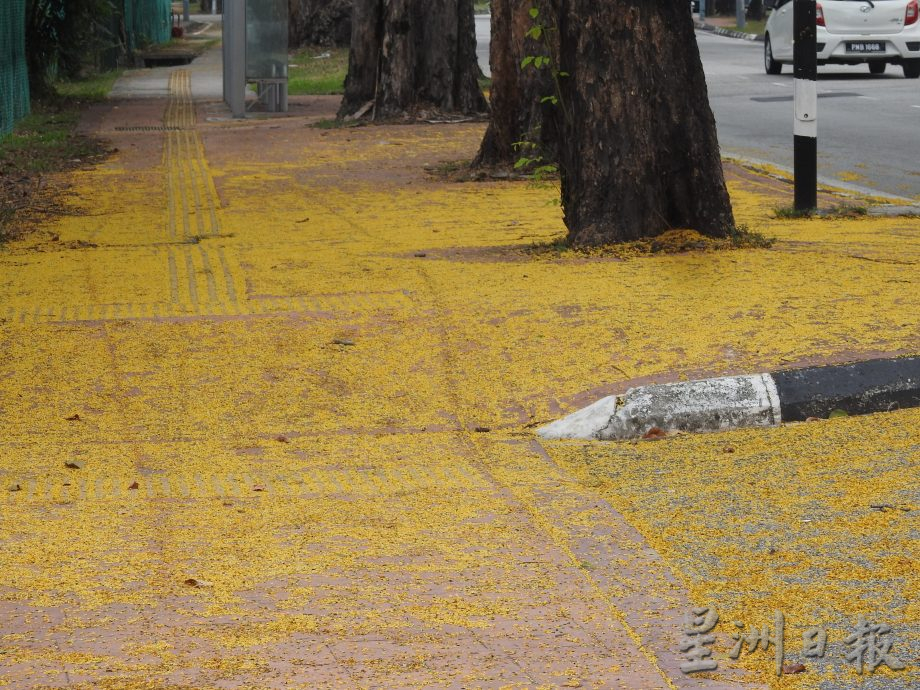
[547,0,735,245]
[473,0,558,168]
[338,0,487,120]
[289,0,352,48]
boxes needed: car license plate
[846,42,884,53]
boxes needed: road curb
[867,205,920,218]
[538,356,920,441]
[694,19,765,43]
[724,154,920,205]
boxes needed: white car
[764,0,920,78]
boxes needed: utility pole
[737,0,746,30]
[183,0,190,23]
[793,0,817,211]
[700,0,706,22]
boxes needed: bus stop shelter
[222,0,288,117]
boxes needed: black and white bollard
[793,0,818,211]
[537,357,920,441]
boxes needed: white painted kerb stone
[538,374,782,441]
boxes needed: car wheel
[904,59,920,79]
[869,62,886,75]
[765,36,782,75]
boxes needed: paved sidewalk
[0,45,917,690]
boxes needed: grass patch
[170,1,205,12]
[774,203,868,219]
[173,36,220,52]
[0,109,97,175]
[525,227,774,259]
[1,81,114,243]
[311,118,364,130]
[145,35,219,58]
[774,206,813,219]
[727,223,774,248]
[2,72,118,177]
[54,70,123,103]
[288,46,349,96]
[726,19,766,35]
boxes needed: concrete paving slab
[1,48,917,690]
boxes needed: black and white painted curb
[693,19,764,43]
[538,357,920,441]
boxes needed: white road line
[772,82,789,87]
[912,105,920,109]
[858,95,878,100]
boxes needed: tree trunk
[473,0,558,169]
[548,0,735,245]
[289,0,352,48]
[713,0,736,16]
[747,0,765,21]
[338,0,488,120]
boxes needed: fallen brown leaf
[128,481,139,490]
[65,414,81,421]
[642,427,667,440]
[782,663,806,675]
[252,485,266,492]
[275,435,290,443]
[64,460,84,469]
[183,578,213,588]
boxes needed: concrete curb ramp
[539,356,920,441]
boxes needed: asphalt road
[698,30,920,201]
[474,16,920,200]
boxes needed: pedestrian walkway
[0,44,917,690]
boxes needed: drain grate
[114,126,186,132]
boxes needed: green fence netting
[123,0,172,55]
[1,0,30,136]
[0,0,170,137]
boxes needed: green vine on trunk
[514,4,567,184]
